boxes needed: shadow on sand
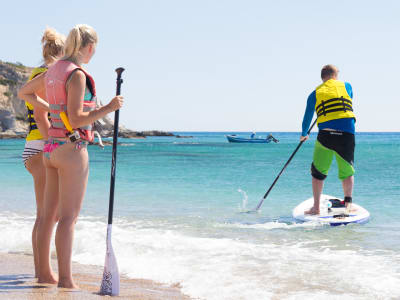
[0,274,47,290]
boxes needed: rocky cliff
[0,61,32,137]
[0,60,174,139]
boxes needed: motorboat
[226,133,279,143]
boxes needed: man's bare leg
[342,175,353,198]
[305,177,324,215]
[342,175,354,212]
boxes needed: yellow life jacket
[315,79,356,125]
[26,66,47,141]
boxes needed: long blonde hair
[63,24,98,62]
[42,27,65,65]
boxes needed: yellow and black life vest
[26,66,47,141]
[315,79,356,124]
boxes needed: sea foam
[1,212,399,300]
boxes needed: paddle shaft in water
[254,118,317,211]
[100,67,124,296]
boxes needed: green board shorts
[311,130,355,181]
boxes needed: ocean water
[0,132,399,300]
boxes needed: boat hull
[226,135,272,143]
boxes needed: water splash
[237,189,249,212]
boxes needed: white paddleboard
[292,194,370,226]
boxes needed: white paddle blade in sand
[100,225,120,296]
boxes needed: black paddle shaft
[254,118,317,211]
[108,67,125,225]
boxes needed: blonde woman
[17,28,64,278]
[19,24,123,288]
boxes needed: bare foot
[58,278,79,289]
[304,207,320,215]
[38,273,58,284]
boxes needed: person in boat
[300,65,355,215]
[16,27,64,279]
[19,24,124,288]
[251,132,256,139]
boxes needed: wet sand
[0,253,191,300]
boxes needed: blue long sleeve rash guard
[301,82,355,136]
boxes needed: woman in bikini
[19,24,123,288]
[17,27,64,278]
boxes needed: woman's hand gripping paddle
[246,119,317,213]
[100,68,125,296]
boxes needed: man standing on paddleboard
[300,65,356,215]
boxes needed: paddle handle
[108,67,125,225]
[255,118,317,211]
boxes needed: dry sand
[0,253,192,300]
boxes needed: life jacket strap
[317,107,354,117]
[316,97,353,117]
[49,104,68,111]
[50,103,94,112]
[52,118,92,131]
[29,124,38,132]
[52,121,67,129]
[50,113,59,119]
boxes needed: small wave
[1,212,400,300]
[217,220,322,230]
[173,142,200,145]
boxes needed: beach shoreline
[0,252,191,300]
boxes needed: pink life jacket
[45,60,96,142]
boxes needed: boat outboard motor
[268,134,279,143]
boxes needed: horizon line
[165,130,400,133]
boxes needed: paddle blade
[100,225,120,296]
[254,198,264,212]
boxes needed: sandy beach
[0,253,191,300]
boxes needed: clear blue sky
[2,0,399,131]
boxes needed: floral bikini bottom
[43,139,87,159]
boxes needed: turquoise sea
[1,132,399,299]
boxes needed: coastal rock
[0,130,26,139]
[141,130,174,137]
[0,61,33,127]
[175,134,193,138]
[0,110,15,131]
[0,60,174,139]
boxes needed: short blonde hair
[42,27,65,65]
[63,24,98,62]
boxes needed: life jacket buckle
[67,131,81,143]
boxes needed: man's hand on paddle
[300,135,309,142]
